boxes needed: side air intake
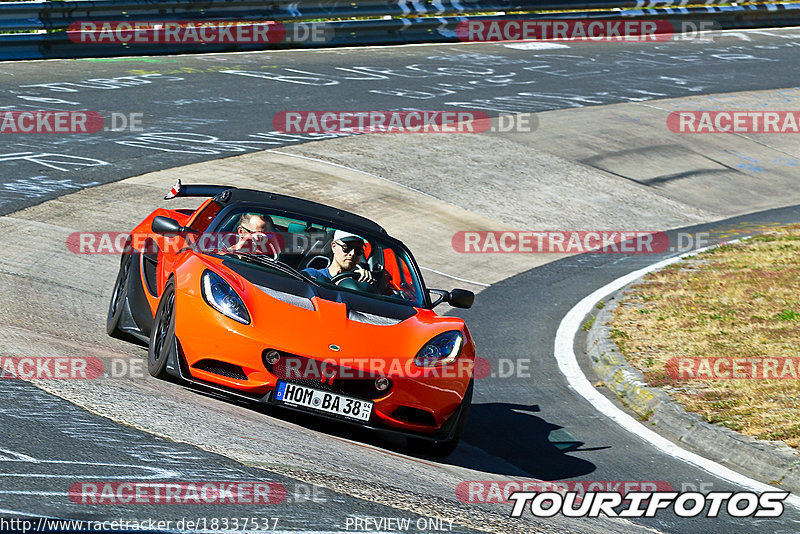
[193,359,247,380]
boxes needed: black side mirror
[448,289,474,309]
[428,288,475,309]
[151,216,187,236]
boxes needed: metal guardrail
[1,0,800,60]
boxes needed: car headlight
[414,331,464,367]
[201,270,250,325]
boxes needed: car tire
[107,250,133,340]
[408,378,473,457]
[148,280,177,380]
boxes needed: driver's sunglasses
[335,240,363,255]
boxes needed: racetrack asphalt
[2,28,800,533]
[0,378,489,534]
[3,29,800,215]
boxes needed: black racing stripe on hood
[222,259,317,299]
[221,259,417,321]
[338,291,417,321]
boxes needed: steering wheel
[330,271,362,284]
[330,271,378,293]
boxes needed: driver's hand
[354,266,374,284]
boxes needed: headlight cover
[414,330,464,367]
[201,270,250,325]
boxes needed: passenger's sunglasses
[239,225,272,240]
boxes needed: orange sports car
[107,181,476,455]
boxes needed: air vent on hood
[256,285,315,311]
[347,309,402,326]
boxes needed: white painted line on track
[0,448,38,462]
[420,266,490,287]
[553,241,800,509]
[0,507,50,517]
[0,449,179,479]
[0,490,66,496]
[263,149,492,288]
[504,42,570,50]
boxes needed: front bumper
[172,289,473,436]
[164,344,469,443]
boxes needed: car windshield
[204,207,427,308]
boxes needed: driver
[302,230,374,284]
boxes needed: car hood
[210,256,466,364]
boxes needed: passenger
[227,213,278,255]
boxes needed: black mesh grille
[391,406,436,426]
[193,359,248,380]
[278,376,338,393]
[264,350,391,400]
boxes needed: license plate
[273,381,373,422]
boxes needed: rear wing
[164,179,234,200]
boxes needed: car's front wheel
[408,378,473,457]
[148,280,177,380]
